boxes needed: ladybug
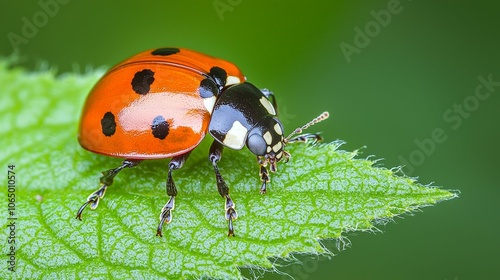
[76,47,329,237]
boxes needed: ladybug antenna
[285,111,329,142]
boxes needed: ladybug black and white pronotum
[76,47,329,237]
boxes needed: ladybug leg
[76,159,142,220]
[209,140,238,237]
[156,152,191,237]
[259,165,270,194]
[287,133,322,144]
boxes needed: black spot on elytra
[131,69,155,95]
[101,112,116,137]
[151,115,170,140]
[151,48,180,56]
[199,78,218,98]
[209,66,227,89]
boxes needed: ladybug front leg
[286,133,322,144]
[209,140,238,237]
[259,165,270,194]
[156,152,191,237]
[76,159,142,220]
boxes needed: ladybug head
[246,112,330,172]
[246,116,288,171]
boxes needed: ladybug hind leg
[76,159,142,220]
[156,152,191,237]
[209,140,238,237]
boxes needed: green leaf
[0,61,457,279]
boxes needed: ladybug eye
[247,133,267,156]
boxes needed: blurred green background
[2,0,499,279]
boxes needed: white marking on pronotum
[259,96,276,115]
[223,121,248,149]
[263,131,272,145]
[226,75,241,86]
[203,96,217,114]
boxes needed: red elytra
[78,47,245,159]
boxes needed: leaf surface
[0,62,457,279]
